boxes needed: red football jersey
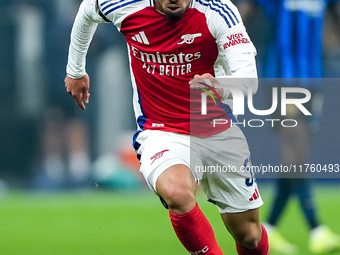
[68,0,257,136]
[121,6,228,135]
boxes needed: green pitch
[0,184,339,255]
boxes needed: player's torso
[121,7,218,77]
[119,6,227,135]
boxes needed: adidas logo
[131,31,149,45]
[249,188,260,201]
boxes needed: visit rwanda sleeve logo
[223,33,250,49]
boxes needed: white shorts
[135,125,263,213]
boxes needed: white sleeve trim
[215,52,258,100]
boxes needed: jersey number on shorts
[244,158,255,187]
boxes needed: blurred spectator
[35,0,135,189]
[0,0,45,185]
[0,0,135,189]
[31,0,91,189]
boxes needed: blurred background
[0,0,339,254]
[0,0,142,191]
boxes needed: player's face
[154,0,191,21]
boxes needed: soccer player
[236,0,340,254]
[64,0,270,254]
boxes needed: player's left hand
[189,73,224,98]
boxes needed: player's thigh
[136,130,201,193]
[198,126,263,213]
[202,176,263,213]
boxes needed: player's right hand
[64,74,90,110]
[189,73,224,98]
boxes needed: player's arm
[190,0,258,100]
[218,51,258,97]
[213,1,259,100]
[189,51,257,99]
[65,0,107,110]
